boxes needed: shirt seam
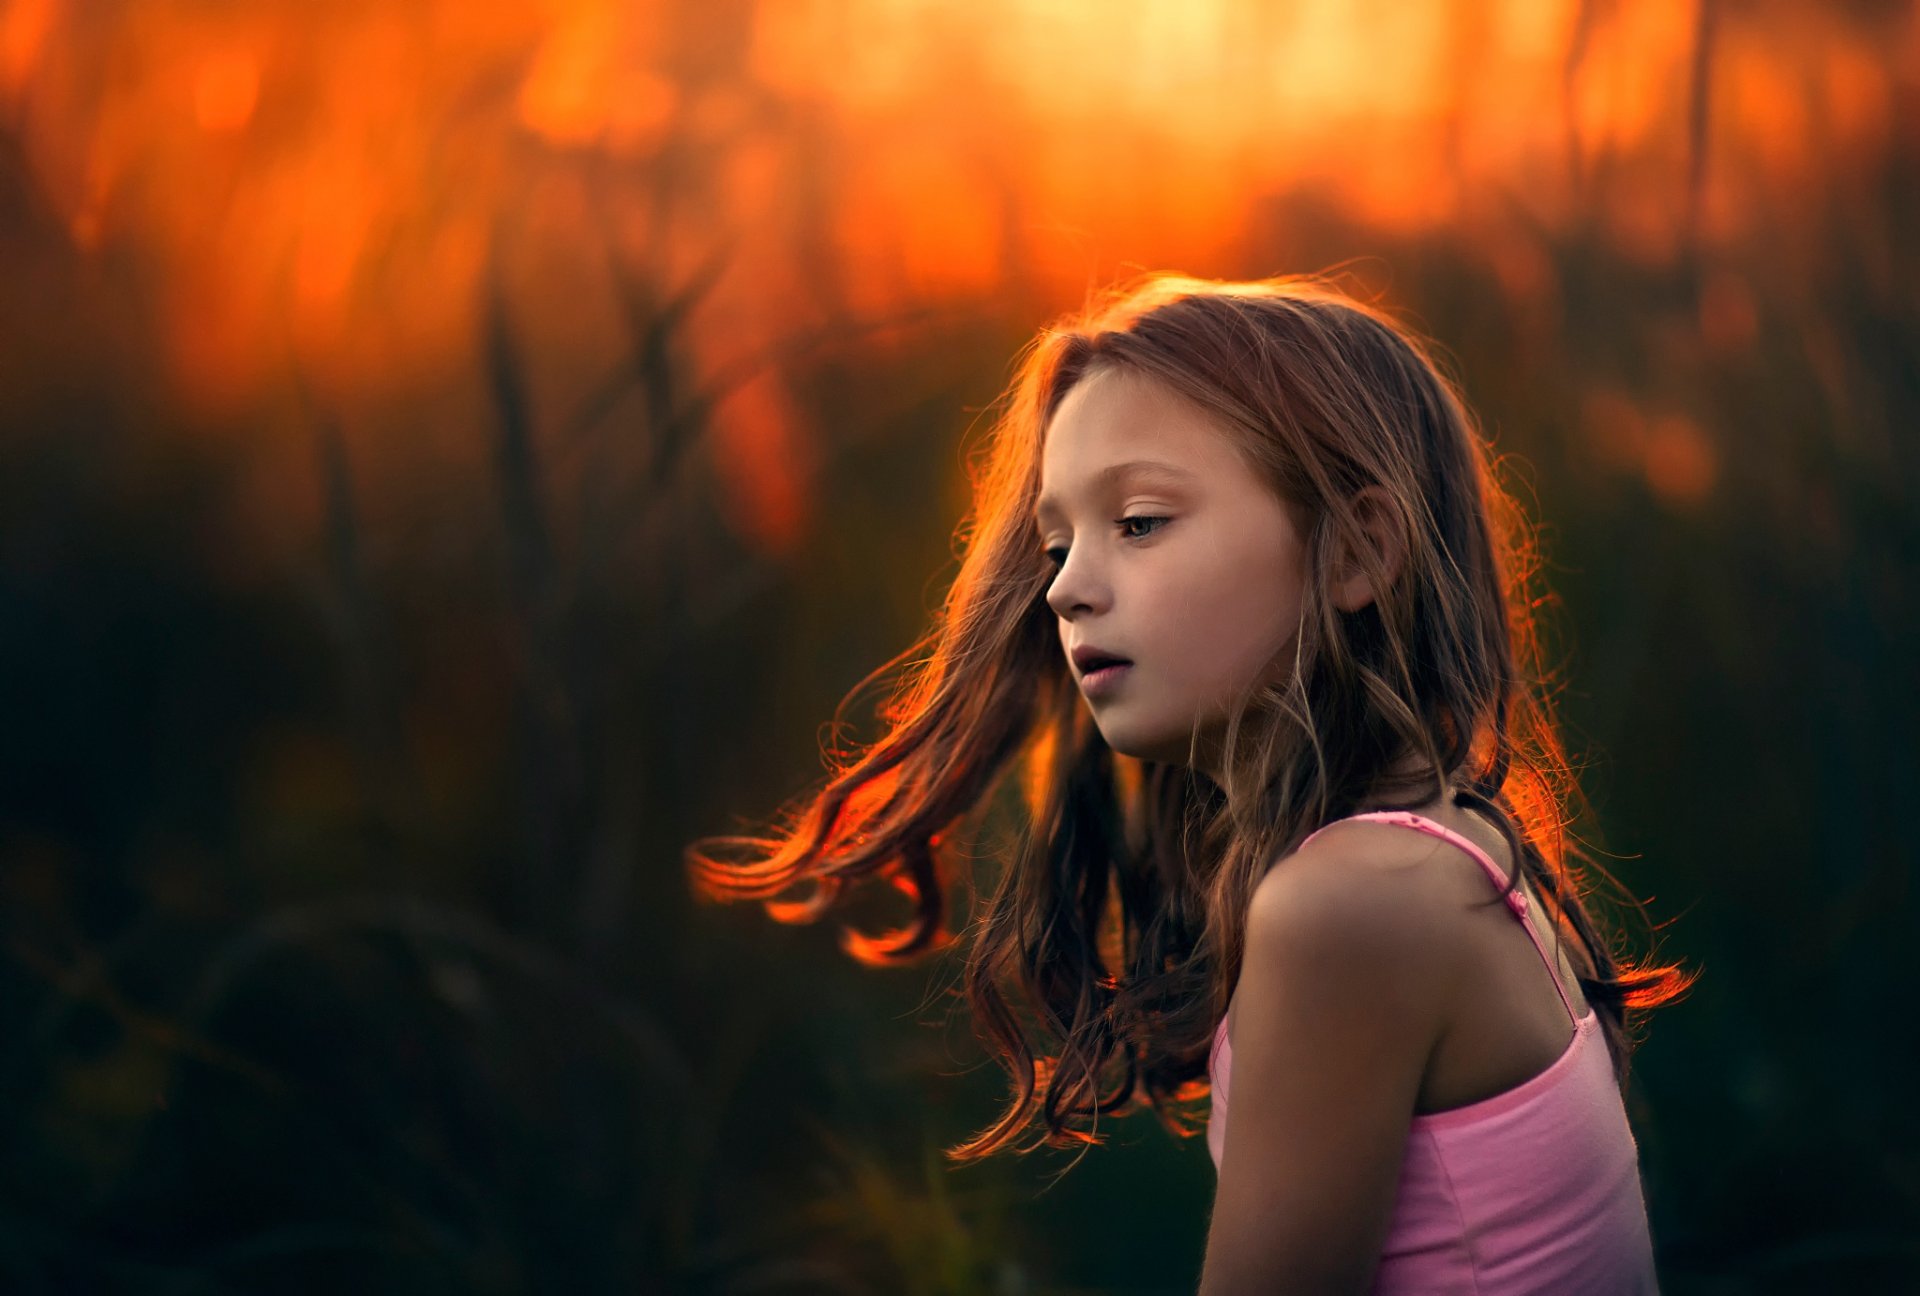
[1421,1127,1486,1296]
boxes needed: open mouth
[1079,659,1133,694]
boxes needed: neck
[1352,750,1455,815]
[1197,739,1458,824]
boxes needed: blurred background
[1,0,1914,1291]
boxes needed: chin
[1096,724,1192,768]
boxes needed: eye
[1118,514,1170,541]
[1040,515,1170,568]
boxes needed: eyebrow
[1032,459,1197,524]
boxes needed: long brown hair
[684,271,1697,1163]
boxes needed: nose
[1044,547,1106,620]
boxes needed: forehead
[1033,367,1236,519]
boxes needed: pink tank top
[1207,810,1660,1293]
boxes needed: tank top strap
[1298,810,1580,1025]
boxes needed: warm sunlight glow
[194,49,259,134]
[1,0,1905,541]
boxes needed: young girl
[686,273,1694,1292]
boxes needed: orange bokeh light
[194,48,259,133]
[0,0,1903,547]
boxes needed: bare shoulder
[1202,825,1461,1289]
[1246,822,1470,991]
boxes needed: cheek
[1160,553,1299,684]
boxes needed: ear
[1329,485,1407,614]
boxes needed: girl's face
[1035,364,1310,773]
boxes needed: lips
[1070,644,1133,674]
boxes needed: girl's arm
[1198,848,1455,1294]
